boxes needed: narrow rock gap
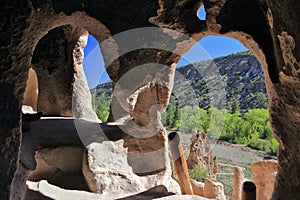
[82,34,112,123]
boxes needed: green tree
[161,96,182,129]
[166,102,176,126]
[243,109,270,139]
[94,98,111,122]
[180,106,194,132]
[206,107,225,138]
[221,110,244,141]
[257,91,268,108]
[173,106,182,129]
[230,98,240,113]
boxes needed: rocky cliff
[92,52,267,112]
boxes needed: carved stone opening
[2,1,300,199]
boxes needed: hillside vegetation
[174,51,267,112]
[163,104,278,155]
[91,51,278,154]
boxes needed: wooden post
[168,132,194,195]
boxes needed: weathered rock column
[72,31,100,122]
[112,68,175,174]
[110,48,176,175]
[232,167,245,200]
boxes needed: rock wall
[0,1,32,199]
[27,146,88,191]
[82,140,180,195]
[252,160,278,200]
[23,68,38,111]
[190,178,225,200]
[1,0,300,199]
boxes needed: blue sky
[83,37,110,88]
[83,6,247,88]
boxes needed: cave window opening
[162,35,276,198]
[31,25,82,118]
[197,4,206,20]
[22,27,114,191]
[23,25,97,192]
[83,34,112,122]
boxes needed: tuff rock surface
[1,0,300,199]
[252,160,278,200]
[203,178,226,200]
[231,167,245,200]
[23,68,38,112]
[82,140,180,195]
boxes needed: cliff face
[91,82,113,99]
[93,52,268,112]
[176,52,267,112]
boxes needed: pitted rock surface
[1,0,300,199]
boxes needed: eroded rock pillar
[72,31,100,122]
[110,49,176,175]
[232,167,245,200]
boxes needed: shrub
[247,138,278,155]
[188,165,208,182]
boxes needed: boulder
[82,140,180,196]
[190,179,204,196]
[203,178,226,200]
[28,146,88,191]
